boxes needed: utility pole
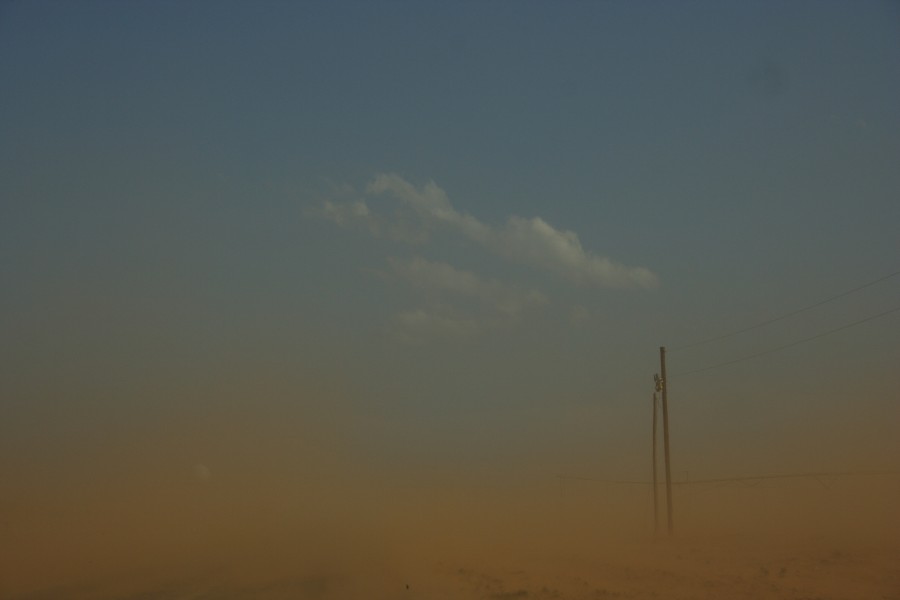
[660,346,674,535]
[651,391,659,536]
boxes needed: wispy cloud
[388,257,548,317]
[366,174,491,244]
[493,215,658,289]
[325,173,658,289]
[389,307,481,344]
[316,173,658,341]
[317,197,426,243]
[321,199,371,227]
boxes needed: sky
[1,1,899,597]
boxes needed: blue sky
[3,0,899,458]
[1,2,899,591]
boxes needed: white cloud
[495,216,659,289]
[390,307,480,344]
[320,199,371,227]
[388,256,548,317]
[316,174,658,341]
[366,173,490,243]
[323,174,658,289]
[317,197,427,244]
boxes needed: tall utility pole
[651,392,659,536]
[660,346,674,535]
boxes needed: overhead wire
[670,304,900,378]
[670,269,900,352]
[556,470,900,487]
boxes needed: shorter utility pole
[659,346,674,535]
[651,391,659,536]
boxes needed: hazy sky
[1,2,899,594]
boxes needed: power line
[556,470,900,488]
[670,304,900,378]
[671,269,900,352]
[667,470,900,486]
[556,475,647,486]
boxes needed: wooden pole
[660,346,674,535]
[652,391,659,536]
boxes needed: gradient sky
[1,1,900,594]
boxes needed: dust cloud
[2,367,898,599]
[2,421,898,600]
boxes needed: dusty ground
[5,475,899,599]
[6,533,899,599]
[439,536,900,600]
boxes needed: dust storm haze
[2,360,899,599]
[2,1,900,598]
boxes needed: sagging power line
[670,304,900,378]
[645,279,898,536]
[556,470,900,488]
[670,269,900,353]
[637,269,899,538]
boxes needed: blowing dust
[2,453,898,599]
